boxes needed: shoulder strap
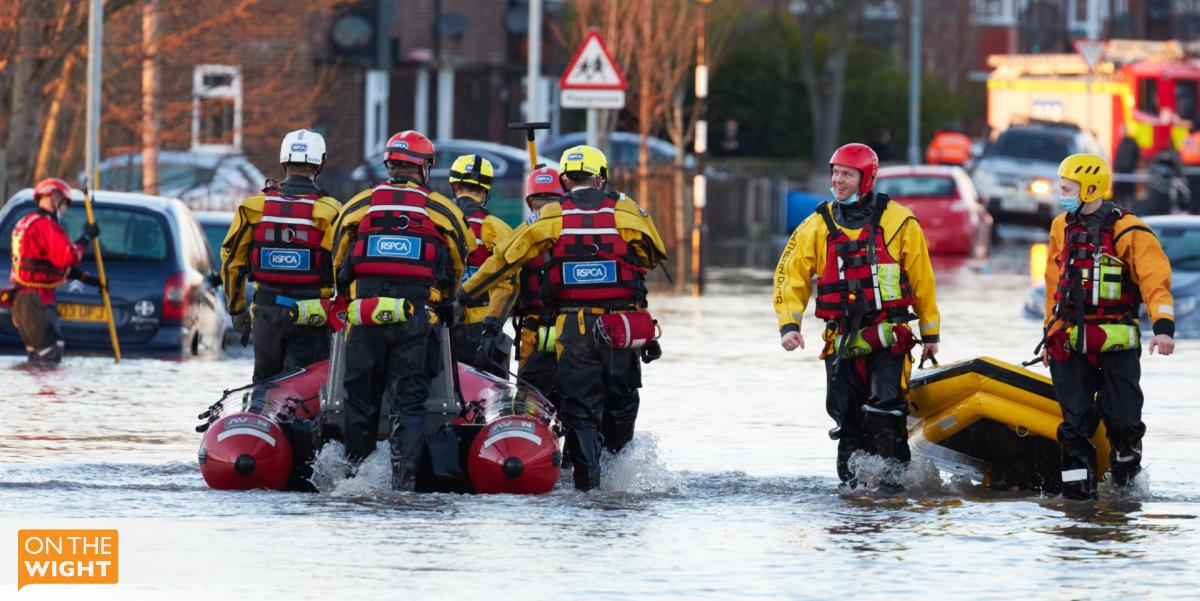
[815,202,837,237]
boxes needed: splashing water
[310,441,394,495]
[600,432,687,495]
[844,452,944,496]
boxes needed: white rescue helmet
[279,129,326,168]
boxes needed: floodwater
[2,253,1198,599]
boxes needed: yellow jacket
[331,179,475,305]
[1043,210,1174,335]
[773,199,941,341]
[459,198,516,324]
[460,191,667,303]
[220,181,341,314]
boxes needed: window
[972,0,1016,25]
[987,130,1074,163]
[1138,78,1159,114]
[0,204,171,263]
[192,65,242,152]
[1176,80,1198,124]
[874,177,957,198]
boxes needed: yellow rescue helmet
[1057,153,1111,203]
[448,154,495,191]
[558,145,608,179]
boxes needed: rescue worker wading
[222,129,341,382]
[447,154,515,377]
[332,130,474,490]
[774,143,941,488]
[5,178,101,364]
[1040,153,1175,500]
[459,146,667,491]
[513,166,566,402]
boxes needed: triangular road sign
[560,30,627,91]
[1074,39,1107,71]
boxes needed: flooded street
[2,257,1198,599]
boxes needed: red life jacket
[11,211,70,289]
[249,189,329,289]
[1052,206,1140,325]
[347,183,446,287]
[813,201,914,329]
[460,204,493,308]
[545,193,645,306]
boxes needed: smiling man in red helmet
[773,143,941,489]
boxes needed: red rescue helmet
[829,143,880,196]
[384,130,435,167]
[525,166,564,202]
[34,178,72,205]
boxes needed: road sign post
[1074,39,1107,139]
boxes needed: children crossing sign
[560,30,627,109]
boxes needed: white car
[84,151,267,212]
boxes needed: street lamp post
[692,0,713,297]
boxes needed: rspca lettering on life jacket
[563,260,617,285]
[366,235,422,259]
[261,248,312,271]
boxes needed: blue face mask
[1059,195,1081,214]
[831,187,859,205]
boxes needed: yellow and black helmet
[448,154,495,191]
[1057,153,1111,203]
[558,145,608,180]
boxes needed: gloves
[640,339,662,364]
[231,310,252,347]
[475,319,501,368]
[67,268,105,290]
[74,222,101,246]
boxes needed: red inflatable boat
[197,355,562,494]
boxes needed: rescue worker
[925,130,971,166]
[1180,129,1200,214]
[774,143,941,488]
[221,129,341,382]
[332,130,474,490]
[6,178,101,364]
[1039,153,1174,500]
[446,154,515,377]
[458,146,667,491]
[1113,124,1141,206]
[512,166,566,400]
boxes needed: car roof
[435,139,557,166]
[877,165,964,177]
[1144,215,1200,228]
[5,188,185,214]
[96,150,252,168]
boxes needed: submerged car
[85,151,267,212]
[1022,215,1200,337]
[874,165,992,258]
[0,189,227,356]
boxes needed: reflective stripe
[467,217,486,224]
[263,196,315,205]
[216,427,277,447]
[920,320,939,332]
[1061,468,1088,482]
[474,238,484,246]
[1159,304,1174,315]
[261,216,316,226]
[482,429,542,449]
[367,204,429,214]
[1114,453,1138,463]
[562,207,615,215]
[561,227,619,235]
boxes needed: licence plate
[999,195,1037,213]
[58,303,108,322]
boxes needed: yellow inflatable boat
[908,357,1111,493]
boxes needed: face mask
[831,187,859,205]
[1059,195,1081,214]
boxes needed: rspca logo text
[367,235,421,259]
[567,153,584,161]
[290,143,307,152]
[535,175,554,184]
[262,248,311,271]
[563,260,617,285]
